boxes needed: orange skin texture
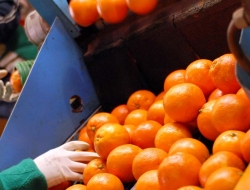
[66,184,86,190]
[204,167,243,190]
[124,109,148,126]
[83,158,108,185]
[211,94,250,133]
[168,138,210,164]
[127,89,156,111]
[86,112,119,143]
[111,104,130,125]
[236,88,250,103]
[154,122,192,153]
[126,0,158,15]
[147,100,165,125]
[131,120,162,149]
[163,113,175,124]
[97,0,128,24]
[86,173,124,190]
[185,59,216,96]
[78,127,94,151]
[158,152,202,190]
[163,83,206,123]
[132,148,168,180]
[177,186,203,190]
[240,129,250,163]
[209,53,241,93]
[135,170,161,190]
[208,88,227,101]
[69,0,99,27]
[106,144,142,183]
[234,164,250,190]
[10,70,22,93]
[199,151,246,187]
[197,99,220,141]
[155,91,166,101]
[94,123,130,160]
[123,124,135,141]
[163,69,186,92]
[48,181,72,190]
[212,130,246,161]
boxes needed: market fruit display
[65,53,250,189]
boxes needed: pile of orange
[68,0,159,27]
[63,53,250,190]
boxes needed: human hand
[34,141,99,188]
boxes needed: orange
[147,100,165,125]
[154,122,192,153]
[134,170,161,190]
[197,99,220,141]
[168,138,210,164]
[241,129,250,162]
[106,144,142,183]
[208,88,227,101]
[131,120,162,149]
[124,109,148,126]
[212,130,246,161]
[209,53,241,93]
[155,91,166,101]
[199,151,246,187]
[126,89,156,111]
[94,123,130,159]
[86,173,124,190]
[177,186,203,190]
[158,152,202,190]
[211,94,250,133]
[163,69,186,92]
[66,184,86,190]
[163,83,206,123]
[86,112,119,142]
[10,70,22,93]
[126,0,158,15]
[48,181,72,190]
[132,148,167,180]
[96,0,128,24]
[204,167,243,190]
[164,113,175,124]
[69,0,99,27]
[78,127,94,151]
[234,164,250,190]
[236,88,250,102]
[111,104,130,125]
[83,158,108,185]
[123,124,135,141]
[185,59,216,96]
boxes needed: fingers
[3,82,12,101]
[0,80,4,98]
[61,141,90,151]
[68,151,100,162]
[68,161,87,173]
[0,70,8,79]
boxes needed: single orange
[94,123,130,159]
[199,151,246,187]
[132,148,167,180]
[197,99,220,141]
[158,152,202,190]
[86,173,124,190]
[66,184,86,190]
[208,88,227,101]
[177,186,203,190]
[78,127,94,151]
[211,94,250,133]
[241,129,250,163]
[168,138,210,164]
[135,170,161,190]
[185,59,216,96]
[126,89,156,111]
[155,91,166,101]
[83,158,108,185]
[86,112,119,142]
[106,144,142,183]
[236,88,250,102]
[48,181,72,190]
[126,0,158,15]
[110,104,130,125]
[163,69,186,92]
[123,124,136,141]
[163,83,206,123]
[212,130,246,161]
[131,120,162,149]
[209,53,241,93]
[204,166,243,190]
[124,109,148,126]
[154,122,192,153]
[147,100,165,125]
[10,70,23,93]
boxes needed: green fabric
[0,158,47,190]
[5,25,38,60]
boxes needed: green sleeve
[0,158,47,190]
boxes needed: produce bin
[1,0,250,189]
